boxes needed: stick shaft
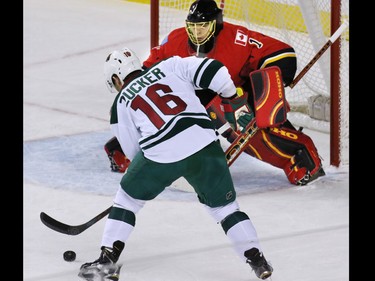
[225,119,258,166]
[289,20,348,89]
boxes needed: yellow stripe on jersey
[259,52,296,69]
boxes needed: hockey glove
[237,111,254,132]
[104,137,131,173]
[221,87,254,133]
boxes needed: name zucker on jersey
[122,67,166,100]
[111,55,240,163]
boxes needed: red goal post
[150,0,349,167]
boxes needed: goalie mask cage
[150,0,349,167]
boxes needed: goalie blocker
[105,66,325,185]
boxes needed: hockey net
[150,0,349,166]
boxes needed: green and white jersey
[110,55,236,163]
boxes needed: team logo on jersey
[209,111,217,120]
[234,29,248,46]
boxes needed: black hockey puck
[63,250,76,262]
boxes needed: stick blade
[40,212,82,235]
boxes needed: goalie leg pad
[282,144,326,186]
[283,149,326,186]
[244,126,325,185]
[250,66,288,128]
[268,126,325,185]
[206,94,325,186]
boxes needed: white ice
[23,0,349,280]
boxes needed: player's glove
[104,137,131,173]
[237,111,254,132]
[221,87,254,133]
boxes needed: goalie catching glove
[221,87,254,133]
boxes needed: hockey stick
[289,20,348,89]
[224,20,349,165]
[40,206,112,235]
[225,119,257,166]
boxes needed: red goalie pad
[250,66,287,128]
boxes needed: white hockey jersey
[110,55,237,163]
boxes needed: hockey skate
[78,240,124,281]
[245,248,273,280]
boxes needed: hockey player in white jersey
[78,47,273,280]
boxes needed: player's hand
[237,111,254,133]
[108,150,131,173]
[104,137,131,173]
[221,87,252,132]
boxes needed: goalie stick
[40,21,349,236]
[289,20,348,89]
[224,20,349,165]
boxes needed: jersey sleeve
[143,46,163,69]
[109,95,141,161]
[110,123,141,161]
[173,56,237,99]
[142,30,176,68]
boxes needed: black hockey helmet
[185,0,223,52]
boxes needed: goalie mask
[104,47,142,93]
[185,0,223,54]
